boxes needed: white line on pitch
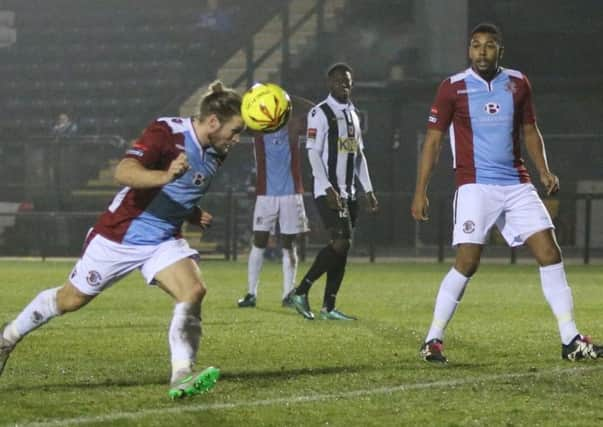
[9,365,603,427]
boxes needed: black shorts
[315,196,359,240]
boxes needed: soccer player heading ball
[0,80,246,399]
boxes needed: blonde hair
[199,80,242,123]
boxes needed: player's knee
[188,281,207,304]
[455,259,480,277]
[537,245,562,266]
[253,232,270,248]
[56,285,92,313]
[331,239,350,256]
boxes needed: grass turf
[1,260,602,426]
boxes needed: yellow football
[241,82,292,132]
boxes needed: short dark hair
[470,22,503,46]
[327,62,353,78]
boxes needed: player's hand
[199,209,213,231]
[411,193,429,221]
[325,187,343,211]
[366,191,379,214]
[540,171,560,196]
[166,153,190,182]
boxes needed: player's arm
[187,206,213,230]
[411,128,445,221]
[523,122,559,195]
[114,153,189,189]
[306,107,341,210]
[355,151,378,213]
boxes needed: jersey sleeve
[305,106,328,152]
[124,121,171,168]
[427,79,455,131]
[518,75,537,124]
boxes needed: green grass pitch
[1,260,602,426]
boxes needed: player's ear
[498,46,504,61]
[207,114,221,132]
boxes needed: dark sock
[296,245,338,295]
[323,252,348,311]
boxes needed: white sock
[426,268,469,342]
[540,262,579,345]
[282,247,298,299]
[5,287,61,344]
[169,302,202,383]
[247,245,265,296]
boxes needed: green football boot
[319,308,357,320]
[168,366,221,400]
[290,293,314,320]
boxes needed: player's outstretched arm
[523,123,559,195]
[411,129,444,221]
[115,154,189,189]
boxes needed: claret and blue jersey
[428,67,535,187]
[94,117,223,245]
[254,124,304,197]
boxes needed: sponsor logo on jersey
[338,137,358,153]
[86,270,102,287]
[307,128,317,139]
[457,88,480,94]
[462,220,475,233]
[484,102,501,115]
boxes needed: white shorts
[252,194,309,235]
[69,231,199,296]
[452,183,554,247]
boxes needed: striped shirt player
[413,24,602,364]
[0,81,249,398]
[289,63,378,321]
[238,97,311,308]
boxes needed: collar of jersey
[185,117,214,157]
[467,67,505,88]
[326,94,354,111]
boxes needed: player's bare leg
[155,258,219,398]
[526,229,603,360]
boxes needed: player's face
[329,70,353,103]
[469,32,503,76]
[208,115,245,154]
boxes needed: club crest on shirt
[192,172,206,187]
[86,270,102,287]
[338,137,358,153]
[462,220,475,234]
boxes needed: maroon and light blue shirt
[94,117,223,245]
[253,125,303,196]
[428,67,536,187]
